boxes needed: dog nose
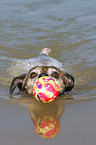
[38,73,49,78]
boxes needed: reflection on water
[0,96,96,145]
[29,99,65,138]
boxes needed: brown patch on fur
[42,66,48,73]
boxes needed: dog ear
[63,72,74,92]
[10,74,26,94]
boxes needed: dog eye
[51,72,59,79]
[30,72,37,79]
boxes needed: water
[0,0,96,144]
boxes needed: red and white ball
[33,76,60,103]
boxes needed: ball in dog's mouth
[33,76,60,103]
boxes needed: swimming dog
[10,48,74,96]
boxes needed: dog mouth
[32,74,60,103]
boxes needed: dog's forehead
[47,67,59,73]
[29,66,60,73]
[29,66,42,73]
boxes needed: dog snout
[38,73,49,78]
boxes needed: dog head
[10,66,74,95]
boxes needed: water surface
[0,0,96,144]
